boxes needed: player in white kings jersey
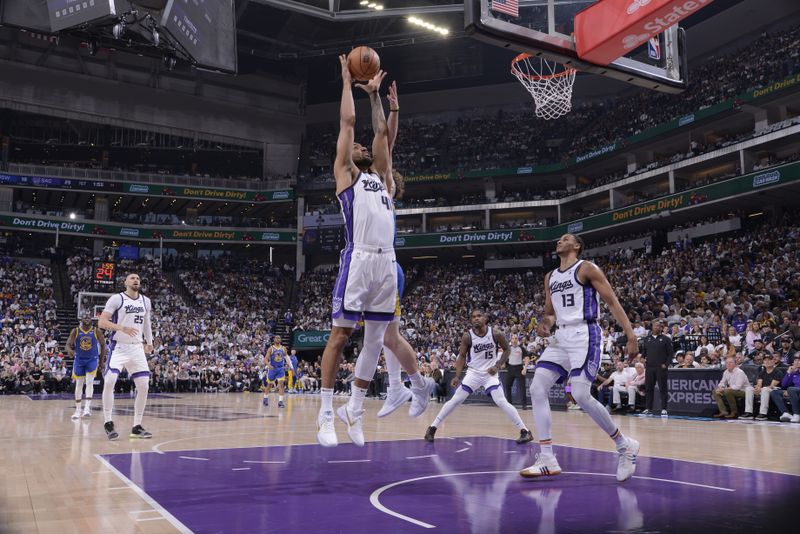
[317,56,427,448]
[520,234,640,482]
[98,273,154,440]
[424,309,533,444]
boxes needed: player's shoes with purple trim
[336,405,365,447]
[616,438,640,482]
[409,377,436,418]
[377,384,413,417]
[520,453,562,478]
[317,410,338,447]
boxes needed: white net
[511,54,576,120]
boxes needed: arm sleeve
[143,297,154,345]
[103,294,122,316]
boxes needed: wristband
[390,108,399,112]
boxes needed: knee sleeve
[355,320,389,381]
[531,367,559,402]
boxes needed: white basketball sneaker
[316,410,338,448]
[336,405,365,447]
[519,453,562,478]
[409,377,436,418]
[71,408,81,420]
[617,438,640,482]
[377,384,413,417]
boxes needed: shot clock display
[93,261,116,290]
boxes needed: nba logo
[648,37,661,60]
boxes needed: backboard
[465,0,688,93]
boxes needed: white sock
[279,395,284,402]
[84,400,92,412]
[530,368,559,452]
[384,346,403,387]
[74,377,85,403]
[133,376,149,427]
[407,371,425,389]
[321,388,333,412]
[74,401,82,413]
[347,386,368,413]
[102,372,118,423]
[84,376,94,410]
[432,386,469,428]
[490,387,527,430]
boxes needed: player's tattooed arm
[451,331,471,388]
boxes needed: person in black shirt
[743,353,784,420]
[29,367,45,394]
[641,321,674,416]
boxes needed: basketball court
[2,393,797,533]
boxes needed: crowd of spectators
[301,25,800,193]
[0,257,71,394]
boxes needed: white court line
[178,456,209,461]
[327,459,371,464]
[464,441,472,446]
[504,451,518,454]
[242,460,286,464]
[455,447,470,454]
[107,486,130,491]
[232,467,251,471]
[370,469,735,529]
[405,454,437,460]
[94,454,192,534]
[136,517,168,522]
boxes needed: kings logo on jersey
[550,279,575,294]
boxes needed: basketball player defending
[520,234,640,482]
[424,309,533,444]
[98,273,154,440]
[263,336,293,408]
[66,316,107,419]
[316,56,403,447]
[377,80,436,418]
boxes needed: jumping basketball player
[317,56,417,448]
[98,273,154,440]
[377,80,435,419]
[520,234,640,482]
[65,316,106,419]
[264,336,292,408]
[424,309,533,444]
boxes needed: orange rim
[510,53,576,81]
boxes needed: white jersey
[338,171,395,250]
[549,259,600,326]
[467,327,498,372]
[103,292,152,344]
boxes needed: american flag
[491,0,519,18]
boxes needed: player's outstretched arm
[355,70,393,196]
[537,272,557,337]
[582,263,638,359]
[451,332,471,387]
[334,55,358,195]
[387,81,399,154]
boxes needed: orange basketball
[347,46,380,82]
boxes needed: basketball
[347,46,380,81]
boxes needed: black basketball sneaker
[130,425,153,439]
[104,421,119,441]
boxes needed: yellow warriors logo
[79,337,93,351]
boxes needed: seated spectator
[776,335,798,366]
[597,361,636,412]
[743,353,784,420]
[679,351,700,368]
[770,358,800,423]
[713,356,751,419]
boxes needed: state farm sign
[575,0,714,66]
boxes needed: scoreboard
[92,261,116,290]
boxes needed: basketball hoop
[511,54,576,120]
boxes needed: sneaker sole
[107,433,119,441]
[130,434,153,439]
[519,469,562,479]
